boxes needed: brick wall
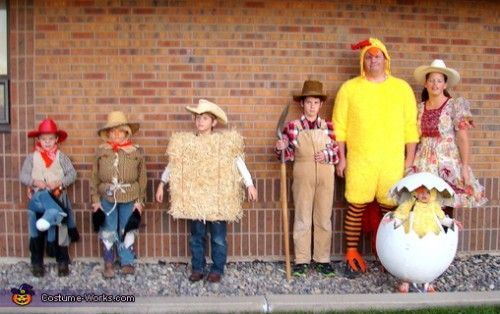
[1,0,498,261]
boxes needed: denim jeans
[28,190,66,242]
[99,198,136,266]
[190,220,227,275]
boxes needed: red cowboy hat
[27,119,68,143]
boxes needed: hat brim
[293,93,327,101]
[98,122,140,138]
[28,130,68,143]
[185,106,228,124]
[414,65,460,87]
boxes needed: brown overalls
[292,124,335,264]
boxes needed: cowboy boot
[102,249,115,279]
[29,237,45,277]
[56,245,70,277]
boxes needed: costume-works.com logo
[10,283,35,306]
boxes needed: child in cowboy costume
[275,80,339,277]
[156,99,257,283]
[20,118,80,277]
[91,111,146,278]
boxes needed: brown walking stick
[276,104,292,281]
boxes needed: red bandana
[107,140,133,152]
[34,142,58,168]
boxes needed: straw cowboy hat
[28,119,68,143]
[293,80,327,101]
[98,111,140,140]
[414,59,460,87]
[185,99,228,124]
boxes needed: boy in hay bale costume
[275,80,339,278]
[156,99,258,283]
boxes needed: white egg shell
[376,212,458,284]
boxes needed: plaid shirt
[276,115,339,165]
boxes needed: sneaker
[292,263,309,277]
[315,263,335,277]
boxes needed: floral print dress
[412,97,487,208]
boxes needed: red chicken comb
[351,39,371,50]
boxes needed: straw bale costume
[20,119,80,277]
[332,38,419,275]
[159,99,256,283]
[276,80,339,277]
[91,111,146,278]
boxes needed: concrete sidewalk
[1,291,499,313]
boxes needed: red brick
[2,0,498,261]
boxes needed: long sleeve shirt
[20,151,77,188]
[160,156,254,188]
[276,115,339,165]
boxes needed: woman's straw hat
[414,59,460,87]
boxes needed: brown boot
[121,265,135,275]
[57,262,69,277]
[103,262,115,279]
[188,272,203,282]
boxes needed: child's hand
[335,157,346,178]
[33,180,47,189]
[275,139,286,151]
[247,186,257,202]
[27,187,33,200]
[155,183,164,203]
[92,202,102,212]
[314,151,326,163]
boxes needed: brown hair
[421,73,452,101]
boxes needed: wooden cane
[276,103,291,281]
[280,155,292,281]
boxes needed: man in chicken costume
[333,38,419,276]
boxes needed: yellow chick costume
[333,38,419,206]
[393,189,447,238]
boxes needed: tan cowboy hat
[97,111,140,140]
[185,99,228,124]
[414,59,460,87]
[293,80,327,101]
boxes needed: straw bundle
[167,130,245,222]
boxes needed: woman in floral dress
[411,59,487,216]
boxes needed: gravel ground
[1,254,498,297]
